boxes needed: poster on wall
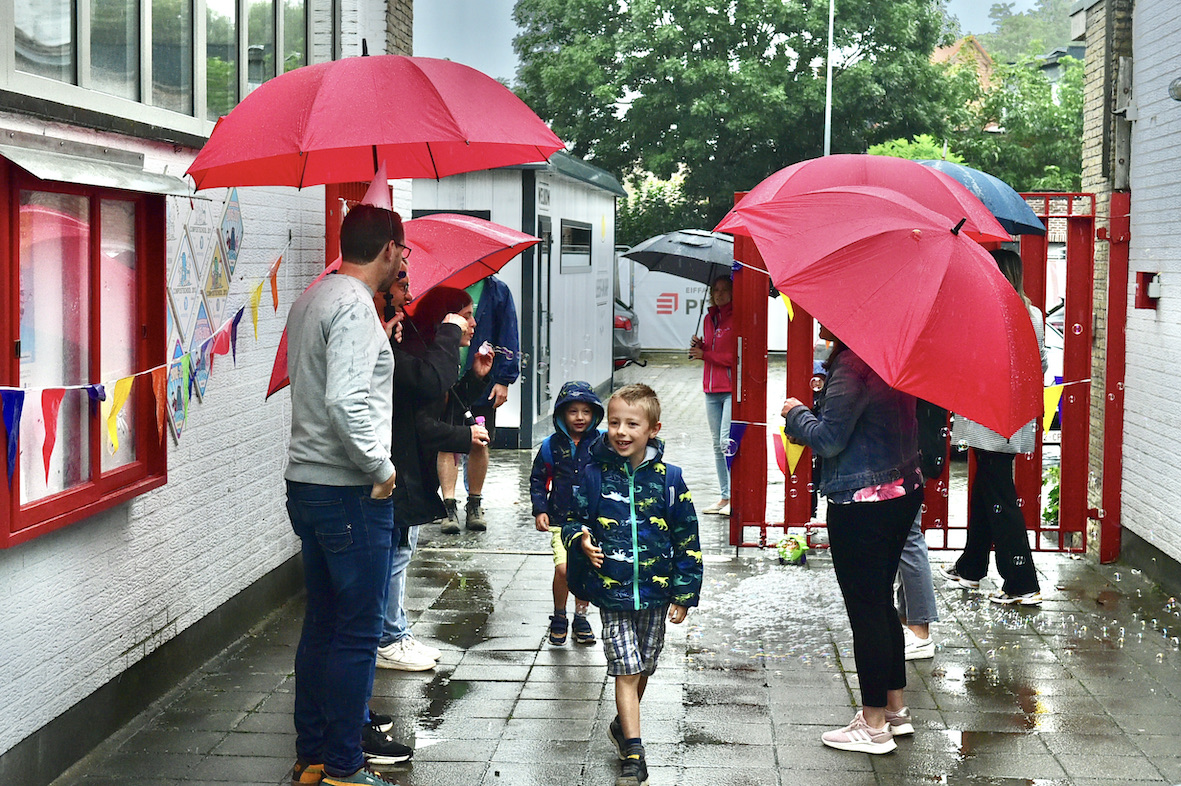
[187,199,217,274]
[166,336,188,439]
[220,188,244,276]
[188,300,213,400]
[203,238,231,327]
[168,231,201,346]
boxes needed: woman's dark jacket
[782,349,920,498]
[389,323,485,527]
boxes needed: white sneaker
[404,636,442,661]
[884,706,914,736]
[903,628,935,661]
[376,639,436,671]
[820,710,896,754]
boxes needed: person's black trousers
[956,449,1040,596]
[827,491,924,708]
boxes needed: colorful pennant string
[106,376,134,453]
[41,389,65,482]
[725,422,747,472]
[151,367,168,443]
[2,389,26,488]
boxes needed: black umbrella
[622,229,734,285]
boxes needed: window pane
[206,0,237,120]
[14,0,76,83]
[247,0,275,94]
[283,0,304,72]
[100,200,138,471]
[19,191,92,504]
[91,0,139,100]
[152,0,193,114]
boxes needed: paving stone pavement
[53,357,1181,786]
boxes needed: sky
[413,0,1040,85]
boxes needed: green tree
[514,0,960,228]
[617,170,704,248]
[867,134,965,162]
[953,54,1082,191]
[977,0,1071,63]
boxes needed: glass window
[99,199,138,473]
[560,220,593,271]
[14,0,76,83]
[152,0,194,114]
[283,0,305,72]
[206,0,237,120]
[18,191,93,504]
[247,0,275,94]
[91,0,139,100]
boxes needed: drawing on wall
[220,188,244,276]
[168,230,201,349]
[167,336,188,440]
[188,299,213,400]
[203,238,231,327]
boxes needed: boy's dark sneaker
[441,499,460,534]
[572,614,596,645]
[368,711,393,734]
[291,760,323,786]
[465,496,487,531]
[607,716,626,760]
[361,726,413,765]
[615,744,648,786]
[548,613,568,645]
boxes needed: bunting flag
[772,427,806,477]
[181,355,191,420]
[725,422,747,471]
[270,257,281,312]
[772,428,787,477]
[41,389,66,482]
[779,292,795,322]
[230,307,245,365]
[1043,384,1065,432]
[151,367,168,442]
[86,384,107,403]
[3,389,26,488]
[105,376,134,453]
[249,280,265,339]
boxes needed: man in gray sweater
[284,204,404,786]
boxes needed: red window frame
[0,158,168,548]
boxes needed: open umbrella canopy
[187,55,565,189]
[717,185,1042,437]
[918,160,1046,236]
[400,214,539,296]
[622,229,734,285]
[717,154,1010,244]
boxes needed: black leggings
[827,491,924,708]
[956,449,1040,596]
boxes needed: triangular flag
[786,437,806,475]
[725,422,747,471]
[151,367,168,442]
[779,292,795,321]
[86,383,106,402]
[1043,384,1065,432]
[270,258,281,312]
[266,256,342,399]
[361,161,392,209]
[230,307,245,365]
[181,355,191,420]
[2,389,26,488]
[772,428,787,477]
[41,388,66,482]
[212,327,232,357]
[250,280,264,339]
[106,376,134,453]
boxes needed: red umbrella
[717,185,1042,437]
[186,55,565,189]
[400,213,539,296]
[718,154,1011,244]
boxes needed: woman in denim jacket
[781,328,923,755]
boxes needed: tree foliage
[617,171,702,248]
[976,0,1072,63]
[867,134,964,163]
[514,0,959,230]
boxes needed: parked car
[613,299,644,368]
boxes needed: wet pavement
[53,358,1181,785]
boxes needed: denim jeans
[381,524,420,646]
[286,481,396,776]
[895,508,939,625]
[704,392,732,498]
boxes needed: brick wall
[1121,0,1181,563]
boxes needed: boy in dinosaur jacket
[563,383,702,786]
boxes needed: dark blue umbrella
[918,160,1046,236]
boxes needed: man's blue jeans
[381,524,420,646]
[286,481,396,776]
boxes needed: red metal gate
[729,193,1098,555]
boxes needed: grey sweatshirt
[284,273,395,487]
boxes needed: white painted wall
[1123,0,1181,563]
[0,116,324,756]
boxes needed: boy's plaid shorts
[600,606,669,676]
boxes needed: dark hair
[340,205,403,264]
[409,286,473,343]
[990,248,1030,306]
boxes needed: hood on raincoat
[552,380,604,438]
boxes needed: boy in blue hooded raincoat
[530,380,605,646]
[563,383,702,786]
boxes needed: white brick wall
[1123,0,1181,563]
[0,118,327,757]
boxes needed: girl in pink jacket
[689,276,735,515]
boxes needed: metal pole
[823,0,835,156]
